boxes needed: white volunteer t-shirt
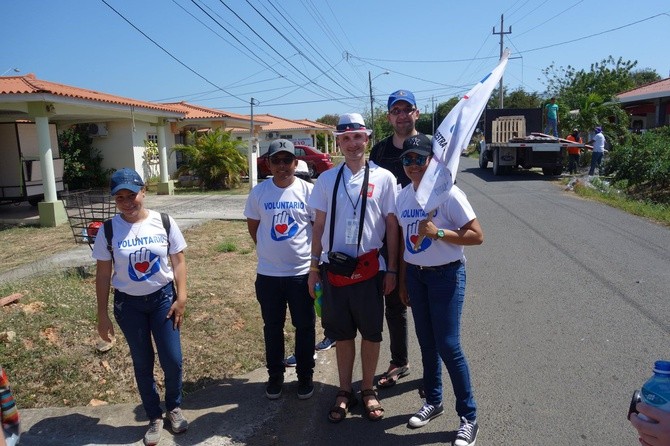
[395,184,476,266]
[309,161,397,270]
[244,177,314,276]
[92,210,187,296]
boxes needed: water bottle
[639,360,670,421]
[314,282,323,317]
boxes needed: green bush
[58,124,112,190]
[608,127,670,204]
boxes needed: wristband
[309,266,320,273]
[386,270,398,275]
[311,255,320,261]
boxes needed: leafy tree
[504,88,543,109]
[316,114,339,126]
[57,124,110,190]
[172,128,247,190]
[630,69,661,88]
[540,56,649,141]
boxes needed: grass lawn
[0,220,313,409]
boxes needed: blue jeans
[545,118,558,137]
[589,151,604,175]
[114,283,182,420]
[255,274,315,380]
[406,262,477,421]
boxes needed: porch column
[156,120,174,195]
[35,115,67,227]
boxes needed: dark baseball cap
[401,133,432,158]
[267,139,295,156]
[110,168,144,195]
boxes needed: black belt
[413,260,461,271]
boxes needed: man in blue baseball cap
[369,90,421,389]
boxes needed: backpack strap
[160,212,171,254]
[103,219,114,263]
[103,212,171,264]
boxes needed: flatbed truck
[478,108,582,176]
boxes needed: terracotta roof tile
[0,73,179,113]
[617,77,670,101]
[162,101,258,121]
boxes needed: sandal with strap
[327,389,358,423]
[361,389,384,421]
[376,364,410,388]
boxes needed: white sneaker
[455,417,479,446]
[144,418,163,446]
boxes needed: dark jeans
[114,283,182,420]
[589,152,604,175]
[406,262,477,421]
[255,274,315,380]
[380,243,409,368]
[568,154,580,174]
[385,286,409,368]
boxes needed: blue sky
[3,0,669,121]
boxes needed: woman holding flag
[396,133,483,446]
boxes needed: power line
[99,0,247,104]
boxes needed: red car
[257,144,334,178]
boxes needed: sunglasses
[389,107,417,116]
[336,122,367,132]
[401,155,428,166]
[269,156,295,165]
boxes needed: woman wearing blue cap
[92,168,189,446]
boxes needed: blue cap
[388,90,417,110]
[595,126,602,133]
[110,168,144,195]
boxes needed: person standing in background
[566,128,583,175]
[544,97,559,137]
[588,126,607,176]
[369,89,418,389]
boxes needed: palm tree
[172,129,247,190]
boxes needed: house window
[280,134,292,139]
[147,133,158,144]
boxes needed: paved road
[13,158,670,445]
[243,157,670,445]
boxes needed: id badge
[345,218,358,244]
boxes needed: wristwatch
[436,229,445,240]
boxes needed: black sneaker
[265,375,283,400]
[297,376,314,400]
[408,403,444,428]
[455,417,479,446]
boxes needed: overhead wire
[99,0,247,103]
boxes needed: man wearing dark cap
[588,126,607,176]
[369,89,420,389]
[244,139,316,401]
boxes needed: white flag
[415,49,510,212]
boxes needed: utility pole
[368,71,375,146]
[492,14,511,109]
[249,97,260,189]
